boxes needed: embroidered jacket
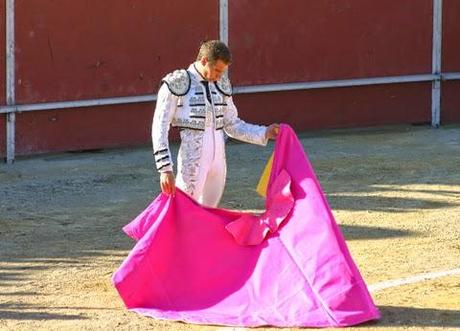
[152,64,267,172]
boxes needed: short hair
[196,40,232,64]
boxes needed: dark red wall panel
[443,0,460,72]
[15,103,154,155]
[15,0,218,104]
[0,115,5,157]
[0,0,6,104]
[2,1,447,158]
[229,0,432,85]
[12,82,432,157]
[442,81,460,123]
[233,83,431,130]
[1,1,5,157]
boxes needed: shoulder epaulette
[161,69,191,96]
[215,75,232,96]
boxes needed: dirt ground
[1,124,459,331]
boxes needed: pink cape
[112,124,380,327]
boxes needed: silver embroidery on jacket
[153,64,267,179]
[215,76,232,96]
[152,84,177,172]
[223,96,267,145]
[162,69,190,96]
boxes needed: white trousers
[176,127,226,208]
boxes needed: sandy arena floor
[1,124,459,330]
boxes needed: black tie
[201,81,212,103]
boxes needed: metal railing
[3,0,458,163]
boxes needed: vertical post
[219,0,228,45]
[219,0,229,142]
[219,0,229,81]
[6,0,15,163]
[431,0,442,128]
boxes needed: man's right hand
[160,171,176,195]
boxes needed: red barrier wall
[15,0,218,103]
[11,0,217,156]
[233,83,431,130]
[443,0,460,72]
[441,0,460,123]
[229,0,432,85]
[0,0,6,104]
[0,115,5,157]
[1,1,5,157]
[442,82,460,123]
[1,1,458,158]
[15,103,152,155]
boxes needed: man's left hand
[265,123,280,140]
